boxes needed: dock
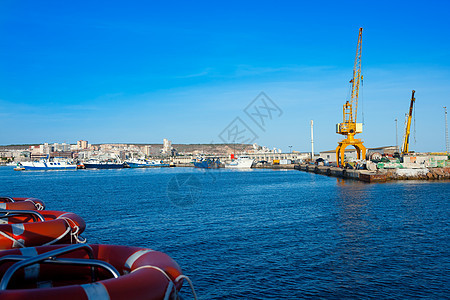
[294,164,450,182]
[171,162,450,182]
[294,164,387,182]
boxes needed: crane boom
[335,28,366,167]
[349,27,363,123]
[401,90,416,154]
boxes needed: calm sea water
[0,167,448,299]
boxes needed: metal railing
[0,210,45,222]
[0,197,15,203]
[0,244,120,290]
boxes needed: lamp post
[289,145,292,153]
[395,118,398,152]
[445,106,449,153]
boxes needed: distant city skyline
[1,1,449,152]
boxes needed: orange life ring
[0,210,86,249]
[0,197,45,210]
[0,244,186,300]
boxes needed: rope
[0,230,25,248]
[40,218,87,245]
[131,265,177,300]
[57,217,87,244]
[24,199,44,210]
[175,275,198,300]
[73,233,87,244]
[131,265,198,300]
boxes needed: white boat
[17,159,77,171]
[147,160,170,167]
[125,158,169,168]
[225,156,254,169]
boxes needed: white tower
[310,120,314,160]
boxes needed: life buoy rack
[0,243,195,300]
[0,210,86,249]
[0,197,45,211]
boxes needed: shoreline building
[77,140,89,150]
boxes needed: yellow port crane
[336,28,366,167]
[401,90,416,154]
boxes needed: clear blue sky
[1,1,449,152]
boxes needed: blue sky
[1,1,449,152]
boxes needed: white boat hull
[225,158,254,169]
[19,161,77,170]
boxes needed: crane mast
[401,90,416,154]
[346,28,362,124]
[335,28,366,167]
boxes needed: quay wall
[173,163,298,169]
[253,164,297,169]
[294,164,450,182]
[172,163,450,181]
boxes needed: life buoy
[0,197,45,211]
[0,210,86,249]
[0,244,187,300]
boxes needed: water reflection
[334,180,373,287]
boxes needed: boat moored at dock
[16,159,77,171]
[81,159,126,169]
[125,158,170,168]
[193,157,221,169]
[225,155,254,169]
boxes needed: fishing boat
[225,155,254,169]
[16,158,77,171]
[147,160,170,167]
[193,157,221,169]
[125,158,170,168]
[81,159,125,169]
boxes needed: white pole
[395,118,398,152]
[310,120,314,160]
[445,106,449,153]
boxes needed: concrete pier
[294,164,450,182]
[173,162,449,181]
[253,164,297,169]
[294,164,387,182]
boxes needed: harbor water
[0,167,448,299]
